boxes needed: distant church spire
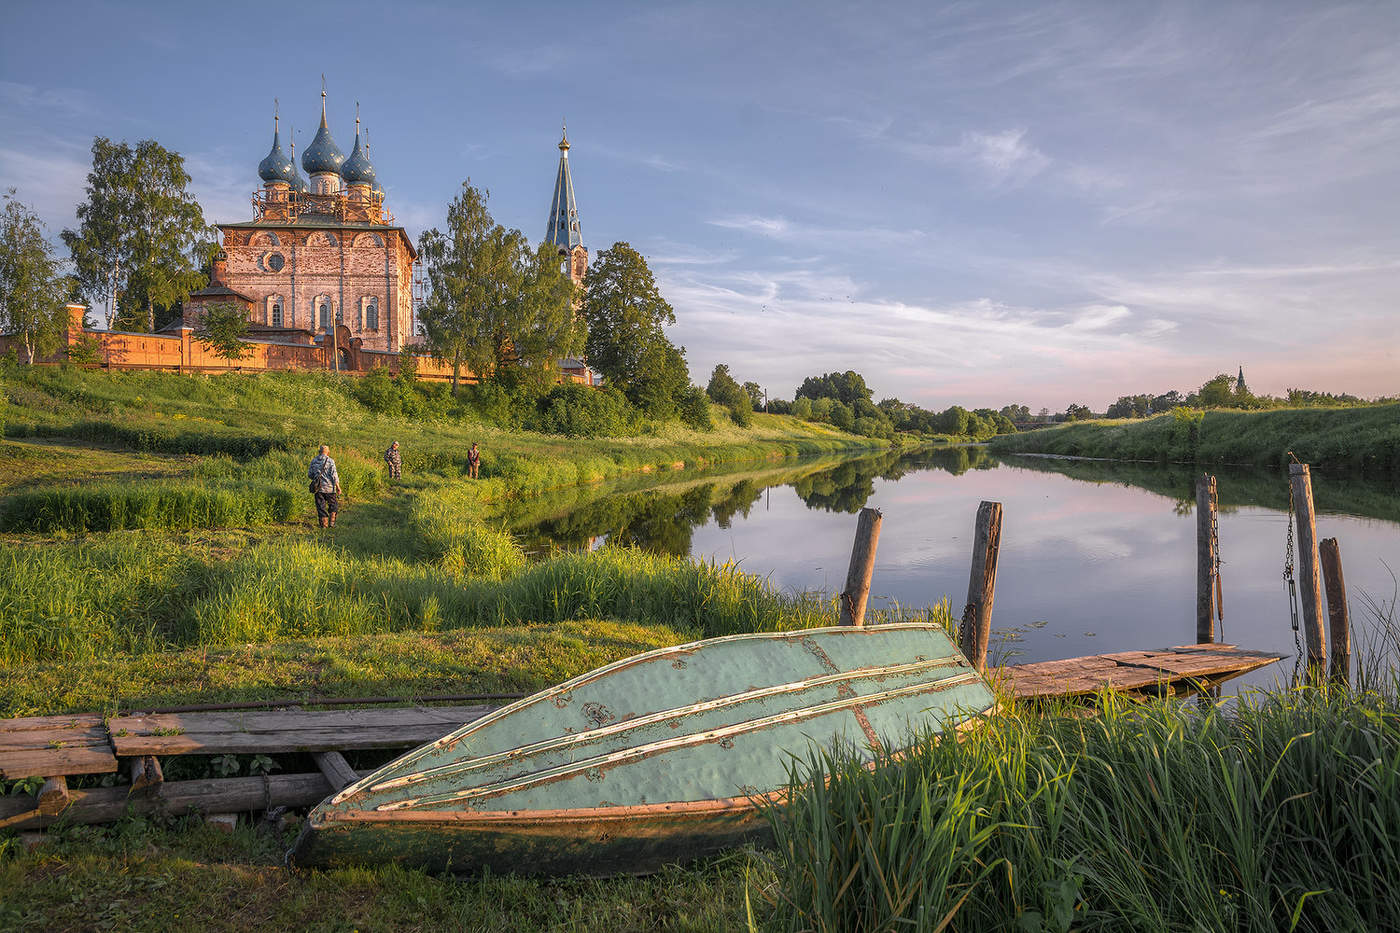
[545,121,583,255]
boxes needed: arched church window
[269,296,284,327]
[365,297,379,330]
[318,298,332,330]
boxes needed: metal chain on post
[1283,471,1303,680]
[1210,482,1224,641]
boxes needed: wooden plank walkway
[0,713,117,780]
[0,646,1282,783]
[1000,644,1282,700]
[106,705,498,757]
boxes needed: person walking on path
[384,440,402,479]
[309,444,342,528]
[467,442,480,480]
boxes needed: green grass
[763,685,1400,932]
[989,403,1400,472]
[0,820,769,932]
[0,622,692,717]
[0,481,300,533]
[0,535,839,669]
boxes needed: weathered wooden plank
[111,722,492,757]
[1000,646,1282,699]
[0,746,119,780]
[107,704,494,737]
[0,726,112,751]
[0,713,105,733]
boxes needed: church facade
[209,92,417,352]
[198,96,590,362]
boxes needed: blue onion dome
[258,124,296,185]
[342,128,376,188]
[302,94,345,176]
[288,132,309,193]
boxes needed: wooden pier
[0,644,1281,832]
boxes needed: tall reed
[0,539,839,663]
[762,687,1400,931]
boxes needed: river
[509,447,1400,691]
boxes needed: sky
[2,1,1397,412]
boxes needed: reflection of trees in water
[524,480,771,556]
[792,447,993,512]
[997,453,1400,523]
[711,479,763,529]
[520,445,1009,554]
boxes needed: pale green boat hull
[289,623,994,876]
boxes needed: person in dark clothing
[308,445,342,528]
[467,442,480,479]
[384,441,402,479]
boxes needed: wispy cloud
[947,128,1050,185]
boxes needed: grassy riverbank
[988,403,1400,472]
[3,367,1399,930]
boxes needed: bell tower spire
[545,121,585,282]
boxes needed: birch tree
[62,137,213,331]
[0,190,67,363]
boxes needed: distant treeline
[1090,371,1398,421]
[990,402,1400,472]
[706,366,1020,440]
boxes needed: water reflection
[511,447,1400,690]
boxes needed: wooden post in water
[960,501,1003,670]
[1289,463,1326,677]
[1196,474,1218,644]
[839,507,882,627]
[1319,537,1351,686]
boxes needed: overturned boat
[288,623,994,876]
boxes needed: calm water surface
[515,449,1400,690]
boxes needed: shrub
[676,386,714,431]
[531,384,635,438]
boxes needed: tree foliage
[62,137,213,332]
[193,301,252,361]
[706,363,753,427]
[417,183,582,394]
[0,189,68,363]
[795,370,872,407]
[581,242,690,415]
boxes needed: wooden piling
[839,507,883,627]
[1319,537,1351,686]
[1288,463,1326,676]
[129,755,163,794]
[960,501,1003,670]
[1196,474,1218,644]
[37,777,69,816]
[313,750,360,792]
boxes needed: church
[199,92,590,357]
[197,90,416,352]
